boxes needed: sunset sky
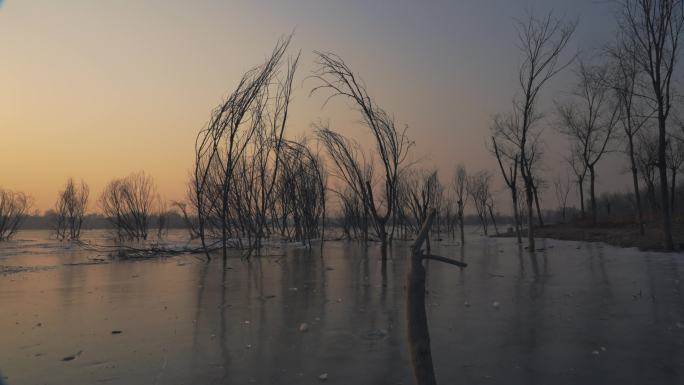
[0,0,621,212]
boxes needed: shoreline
[494,223,684,252]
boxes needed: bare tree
[617,0,684,249]
[274,138,327,248]
[506,10,576,248]
[607,35,652,234]
[452,164,468,245]
[54,178,89,241]
[491,115,522,243]
[0,189,30,241]
[406,209,467,385]
[400,170,442,248]
[156,197,170,240]
[467,171,493,236]
[567,147,589,216]
[531,173,546,227]
[192,36,297,260]
[316,125,373,243]
[99,172,158,241]
[486,194,500,236]
[172,199,200,240]
[667,135,684,211]
[338,186,368,241]
[553,174,572,222]
[637,131,660,213]
[556,60,620,225]
[312,52,412,251]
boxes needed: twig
[423,255,467,267]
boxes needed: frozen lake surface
[1,229,684,384]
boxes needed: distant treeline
[18,212,188,231]
[16,211,513,232]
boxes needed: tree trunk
[480,212,488,236]
[658,112,674,250]
[590,165,597,225]
[578,179,585,218]
[511,188,521,244]
[406,254,436,385]
[363,206,369,243]
[526,185,535,250]
[628,136,645,235]
[533,184,544,227]
[671,167,677,213]
[379,223,388,261]
[407,213,438,385]
[458,207,465,246]
[222,205,228,262]
[489,206,499,235]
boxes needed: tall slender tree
[511,11,576,248]
[607,35,652,235]
[618,0,684,249]
[491,115,522,243]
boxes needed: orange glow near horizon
[1,0,625,212]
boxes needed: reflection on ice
[1,229,684,384]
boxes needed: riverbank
[498,222,684,251]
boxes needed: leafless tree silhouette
[398,170,442,247]
[607,34,652,234]
[554,174,572,223]
[192,36,298,260]
[0,189,30,241]
[172,199,200,240]
[316,124,373,242]
[556,60,620,225]
[467,171,493,236]
[338,186,368,241]
[666,135,684,211]
[156,197,170,239]
[273,138,327,247]
[636,131,660,213]
[54,178,89,241]
[452,164,468,245]
[512,10,576,248]
[99,171,158,241]
[617,0,684,249]
[567,147,588,216]
[491,115,522,243]
[312,51,412,251]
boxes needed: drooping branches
[273,138,327,246]
[192,36,299,260]
[316,125,373,241]
[312,52,412,248]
